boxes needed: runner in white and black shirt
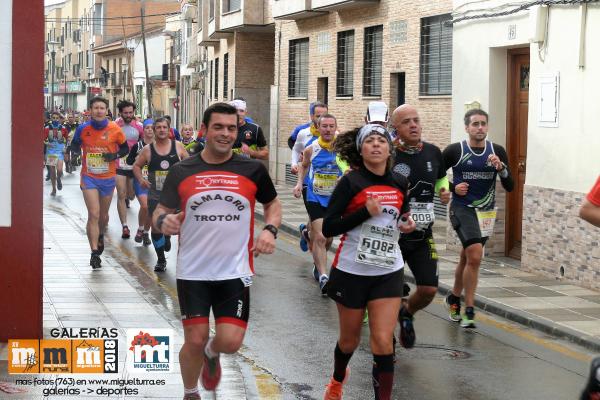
[153,103,281,399]
[321,124,416,400]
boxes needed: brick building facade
[272,0,453,184]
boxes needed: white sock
[205,338,218,358]
[183,387,199,395]
[122,223,128,228]
[320,274,328,281]
[143,229,149,234]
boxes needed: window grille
[419,14,452,95]
[336,30,354,97]
[363,25,383,97]
[288,38,309,97]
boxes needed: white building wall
[452,2,600,193]
[526,6,600,193]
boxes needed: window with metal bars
[336,30,354,97]
[214,57,219,99]
[288,38,309,98]
[419,14,452,95]
[363,25,383,97]
[223,0,241,13]
[223,53,228,99]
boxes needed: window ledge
[222,9,241,17]
[418,94,451,99]
[362,95,382,100]
[288,97,308,100]
[336,96,353,100]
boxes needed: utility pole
[141,0,152,117]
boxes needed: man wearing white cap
[230,99,268,160]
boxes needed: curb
[256,211,600,353]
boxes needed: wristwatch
[263,224,278,239]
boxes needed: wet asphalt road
[46,171,592,399]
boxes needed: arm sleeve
[435,146,446,180]
[291,131,304,166]
[126,144,139,165]
[173,128,182,141]
[493,144,514,192]
[322,176,372,237]
[441,143,461,172]
[117,141,129,157]
[435,176,450,193]
[256,126,267,148]
[43,127,49,141]
[70,124,85,150]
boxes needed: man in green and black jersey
[230,99,268,160]
[390,104,450,348]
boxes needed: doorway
[506,48,530,259]
[317,77,328,105]
[390,72,405,110]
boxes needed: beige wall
[274,0,453,183]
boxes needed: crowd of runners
[43,96,600,400]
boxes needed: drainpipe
[579,3,587,69]
[275,24,282,183]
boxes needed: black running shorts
[306,200,327,222]
[327,268,404,309]
[177,277,252,328]
[400,233,439,287]
[449,203,489,249]
[116,169,134,178]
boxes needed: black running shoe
[45,174,50,181]
[398,306,416,348]
[90,254,101,269]
[57,178,62,191]
[164,236,171,252]
[125,198,130,208]
[97,235,105,255]
[142,233,151,246]
[154,260,167,272]
[134,229,143,243]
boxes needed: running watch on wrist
[263,224,278,239]
[156,213,168,231]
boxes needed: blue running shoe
[312,264,319,282]
[299,223,308,252]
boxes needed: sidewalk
[263,184,600,352]
[0,206,248,399]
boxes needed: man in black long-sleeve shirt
[442,109,513,328]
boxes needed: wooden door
[506,49,529,259]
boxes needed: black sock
[372,354,394,400]
[465,307,475,318]
[91,250,101,256]
[400,306,413,319]
[151,233,166,262]
[448,293,460,304]
[333,343,353,383]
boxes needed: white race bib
[410,202,435,230]
[118,155,133,170]
[476,208,497,237]
[155,170,168,191]
[86,153,109,174]
[46,154,59,167]
[355,224,399,269]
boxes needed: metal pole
[50,50,56,110]
[141,0,152,116]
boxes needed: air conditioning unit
[184,5,197,21]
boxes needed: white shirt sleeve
[291,127,310,166]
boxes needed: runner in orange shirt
[71,97,128,269]
[580,176,600,228]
